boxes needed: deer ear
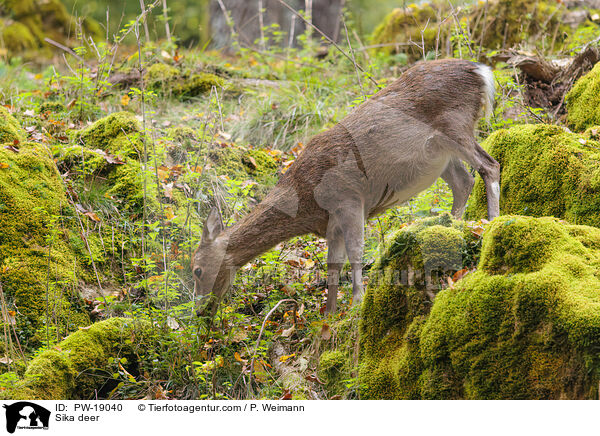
[202,207,224,243]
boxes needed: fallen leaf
[279,353,296,363]
[4,144,19,153]
[320,323,332,340]
[281,284,295,296]
[166,316,179,330]
[84,211,101,222]
[281,325,295,338]
[0,162,9,169]
[452,268,470,282]
[234,352,247,363]
[304,258,315,268]
[164,206,175,221]
[121,94,131,107]
[23,109,35,117]
[279,390,293,400]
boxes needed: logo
[2,402,50,433]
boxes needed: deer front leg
[441,159,475,219]
[326,229,346,313]
[339,206,365,305]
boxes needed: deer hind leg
[326,225,346,313]
[449,137,501,220]
[468,143,500,220]
[441,158,475,219]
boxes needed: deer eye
[194,268,203,279]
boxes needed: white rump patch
[475,63,495,120]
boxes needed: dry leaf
[234,352,247,363]
[321,323,332,340]
[279,353,296,363]
[121,94,131,107]
[279,390,293,400]
[84,211,101,222]
[281,325,295,338]
[0,162,9,169]
[281,284,295,296]
[164,206,175,221]
[452,268,470,282]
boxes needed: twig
[248,298,298,394]
[44,38,83,61]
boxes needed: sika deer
[192,59,500,314]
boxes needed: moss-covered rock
[359,214,481,399]
[566,62,600,132]
[370,0,568,59]
[465,124,600,227]
[67,112,152,215]
[0,106,26,144]
[369,3,441,60]
[0,317,152,400]
[146,63,227,99]
[0,141,90,342]
[360,215,600,399]
[0,20,38,54]
[208,145,279,189]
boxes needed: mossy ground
[360,215,600,399]
[566,62,600,132]
[465,124,600,227]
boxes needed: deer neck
[224,193,304,268]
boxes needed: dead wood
[507,46,600,116]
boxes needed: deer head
[192,208,233,312]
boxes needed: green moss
[208,145,278,187]
[470,0,564,50]
[146,63,227,99]
[359,214,480,399]
[361,215,600,399]
[370,4,439,59]
[318,350,348,397]
[465,124,600,227]
[76,111,141,159]
[566,62,600,132]
[1,318,152,399]
[1,0,102,58]
[370,0,567,59]
[146,63,180,86]
[0,106,26,144]
[0,142,90,339]
[39,101,66,114]
[1,21,37,53]
[171,73,226,98]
